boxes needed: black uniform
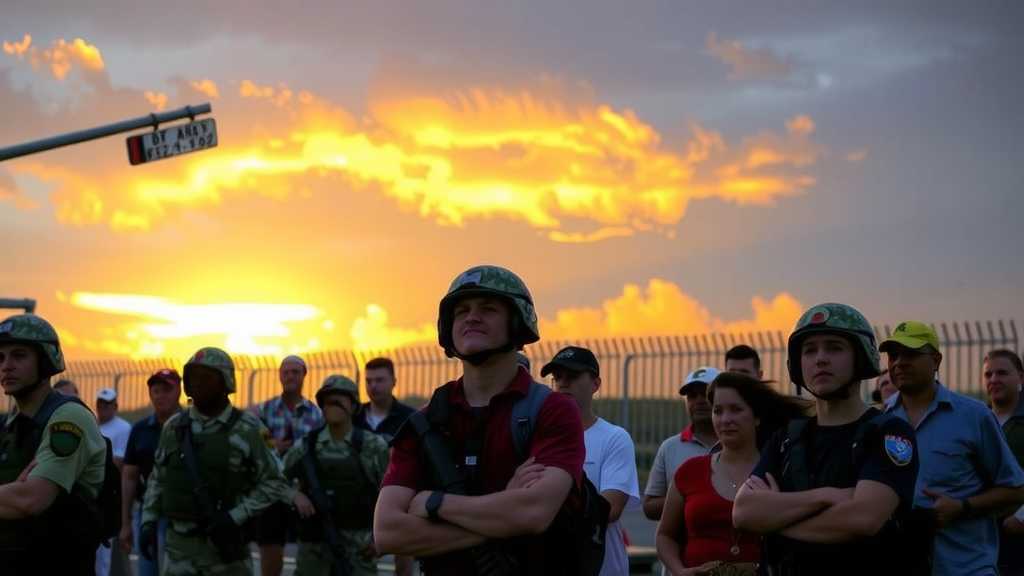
[752,408,927,575]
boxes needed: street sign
[126,118,218,165]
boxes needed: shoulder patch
[884,434,914,467]
[49,421,84,457]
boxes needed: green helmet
[184,347,236,393]
[0,314,65,379]
[437,265,540,359]
[787,303,881,389]
[316,374,359,406]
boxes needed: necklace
[715,453,748,556]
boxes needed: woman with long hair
[656,372,811,575]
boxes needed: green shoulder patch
[49,421,83,457]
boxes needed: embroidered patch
[810,307,830,324]
[49,421,83,457]
[884,434,913,466]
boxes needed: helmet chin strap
[454,341,517,366]
[12,377,47,400]
[800,378,858,402]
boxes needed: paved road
[124,509,661,575]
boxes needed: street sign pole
[0,103,213,162]
[0,299,37,313]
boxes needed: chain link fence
[56,319,1018,474]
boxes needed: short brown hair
[365,357,395,377]
[986,349,1023,373]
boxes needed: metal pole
[0,299,36,313]
[0,103,213,162]
[621,354,634,430]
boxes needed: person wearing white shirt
[95,387,131,576]
[542,346,640,576]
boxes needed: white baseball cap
[679,367,721,395]
[96,388,117,402]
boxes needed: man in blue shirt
[882,321,1024,576]
[119,368,183,576]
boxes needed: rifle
[177,410,246,562]
[408,411,520,576]
[300,439,353,576]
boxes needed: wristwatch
[426,491,445,522]
[960,497,973,518]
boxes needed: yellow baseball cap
[879,321,940,352]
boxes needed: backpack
[509,382,610,576]
[409,380,610,576]
[29,391,122,546]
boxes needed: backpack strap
[407,383,466,493]
[780,417,812,492]
[510,381,551,461]
[851,408,885,470]
[30,391,86,451]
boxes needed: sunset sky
[2,2,1021,361]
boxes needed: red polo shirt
[382,366,585,573]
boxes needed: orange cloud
[705,32,791,81]
[4,39,820,241]
[3,35,105,79]
[349,304,436,351]
[60,279,803,360]
[786,115,815,136]
[540,279,803,339]
[190,79,220,99]
[144,91,168,111]
[67,292,324,358]
[2,34,31,56]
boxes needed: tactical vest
[0,391,102,572]
[765,410,932,576]
[296,426,377,540]
[159,409,254,521]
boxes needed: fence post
[621,354,634,430]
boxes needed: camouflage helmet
[316,374,359,406]
[0,314,65,378]
[438,265,540,357]
[787,303,881,387]
[184,347,236,393]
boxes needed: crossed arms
[374,458,573,557]
[732,473,898,543]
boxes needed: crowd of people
[1,264,1024,576]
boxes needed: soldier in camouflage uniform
[140,347,287,576]
[0,314,107,574]
[282,375,388,576]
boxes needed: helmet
[0,314,65,378]
[437,265,539,361]
[184,347,236,393]
[787,303,881,390]
[316,375,359,406]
